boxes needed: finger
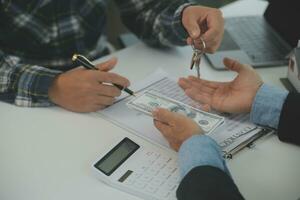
[94,84,121,97]
[192,37,207,50]
[194,93,212,105]
[185,89,212,104]
[79,104,106,113]
[201,25,221,53]
[202,11,224,52]
[96,72,130,88]
[189,79,217,95]
[186,37,193,45]
[202,28,219,44]
[223,57,246,73]
[91,104,106,112]
[95,57,118,72]
[201,104,211,112]
[152,108,178,126]
[153,120,173,137]
[182,14,201,39]
[178,78,192,90]
[94,95,115,106]
[188,76,221,89]
[188,83,215,95]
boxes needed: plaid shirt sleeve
[0,51,62,107]
[116,0,193,47]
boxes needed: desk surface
[1,0,300,200]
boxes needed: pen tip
[72,54,78,61]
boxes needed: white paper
[95,69,263,152]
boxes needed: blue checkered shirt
[0,0,191,106]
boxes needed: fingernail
[192,30,198,38]
[152,109,159,118]
[178,78,184,83]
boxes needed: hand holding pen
[48,55,132,113]
[72,54,135,96]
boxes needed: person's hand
[182,5,224,53]
[48,58,130,113]
[178,58,263,113]
[152,108,203,151]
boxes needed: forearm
[177,135,244,200]
[178,135,230,179]
[0,53,62,106]
[116,0,192,47]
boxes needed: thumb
[183,17,201,39]
[223,57,245,73]
[152,108,177,126]
[96,57,118,72]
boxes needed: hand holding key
[190,38,206,78]
[182,6,224,53]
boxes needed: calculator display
[94,138,140,176]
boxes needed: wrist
[172,3,195,44]
[248,82,264,112]
[48,74,62,105]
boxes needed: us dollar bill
[127,91,224,133]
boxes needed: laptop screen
[264,0,300,47]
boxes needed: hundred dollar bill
[127,91,224,133]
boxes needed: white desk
[1,0,300,200]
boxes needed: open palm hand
[178,58,263,114]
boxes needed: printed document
[96,69,264,154]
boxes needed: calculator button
[165,166,177,174]
[144,158,156,166]
[165,182,177,191]
[153,152,161,159]
[145,185,157,194]
[159,169,171,179]
[124,179,134,185]
[140,165,149,171]
[169,191,177,200]
[140,174,153,182]
[145,151,160,161]
[124,173,137,184]
[151,178,164,187]
[169,175,180,183]
[155,161,165,169]
[147,167,159,176]
[146,151,153,156]
[134,181,147,189]
[131,172,142,179]
[159,156,171,163]
[135,168,147,175]
[157,189,170,198]
[168,158,177,165]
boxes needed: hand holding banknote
[153,108,203,151]
[127,91,224,133]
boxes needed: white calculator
[92,137,180,200]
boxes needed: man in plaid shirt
[0,0,224,112]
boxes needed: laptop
[206,0,300,70]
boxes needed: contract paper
[95,69,265,154]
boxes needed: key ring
[191,37,206,52]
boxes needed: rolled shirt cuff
[178,134,230,179]
[250,84,288,129]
